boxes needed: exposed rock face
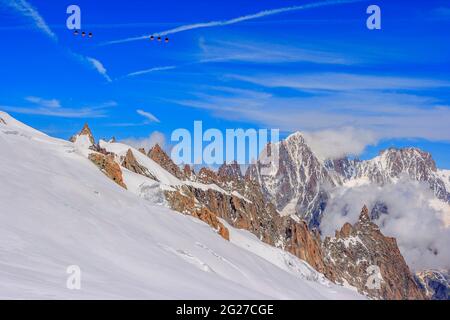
[151,150,425,295]
[148,144,185,180]
[282,219,326,273]
[88,153,127,189]
[0,117,6,125]
[164,188,230,241]
[324,158,355,181]
[415,269,449,300]
[183,165,195,180]
[70,123,95,145]
[197,167,220,184]
[164,161,327,273]
[138,148,146,155]
[218,161,243,181]
[322,206,425,300]
[121,149,157,180]
[247,132,335,228]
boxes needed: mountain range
[1,111,448,299]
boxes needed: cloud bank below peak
[321,178,450,271]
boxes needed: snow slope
[0,112,362,299]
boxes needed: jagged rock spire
[122,149,157,180]
[148,144,184,180]
[359,205,370,222]
[70,123,95,145]
[322,205,425,300]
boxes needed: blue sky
[1,0,449,167]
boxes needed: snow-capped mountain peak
[249,130,450,228]
[247,131,335,228]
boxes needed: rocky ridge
[68,125,430,300]
[322,206,425,300]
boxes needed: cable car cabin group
[73,30,92,38]
[150,35,169,43]
[72,30,169,43]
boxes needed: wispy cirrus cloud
[172,73,450,156]
[229,73,450,91]
[85,57,112,82]
[136,109,160,123]
[0,97,117,118]
[199,39,355,65]
[126,66,177,78]
[123,38,354,79]
[2,0,114,82]
[1,0,56,40]
[102,0,365,45]
[68,51,113,82]
[25,96,61,108]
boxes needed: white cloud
[136,109,160,123]
[126,66,177,78]
[230,73,450,91]
[121,131,166,152]
[2,1,116,84]
[123,39,355,79]
[302,127,378,160]
[25,96,61,108]
[198,40,355,65]
[102,0,364,45]
[320,177,450,271]
[173,79,450,145]
[0,98,116,118]
[2,0,56,40]
[86,57,112,83]
[0,105,106,118]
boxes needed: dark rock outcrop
[121,149,157,180]
[148,144,185,180]
[70,123,95,145]
[88,153,127,189]
[164,189,230,241]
